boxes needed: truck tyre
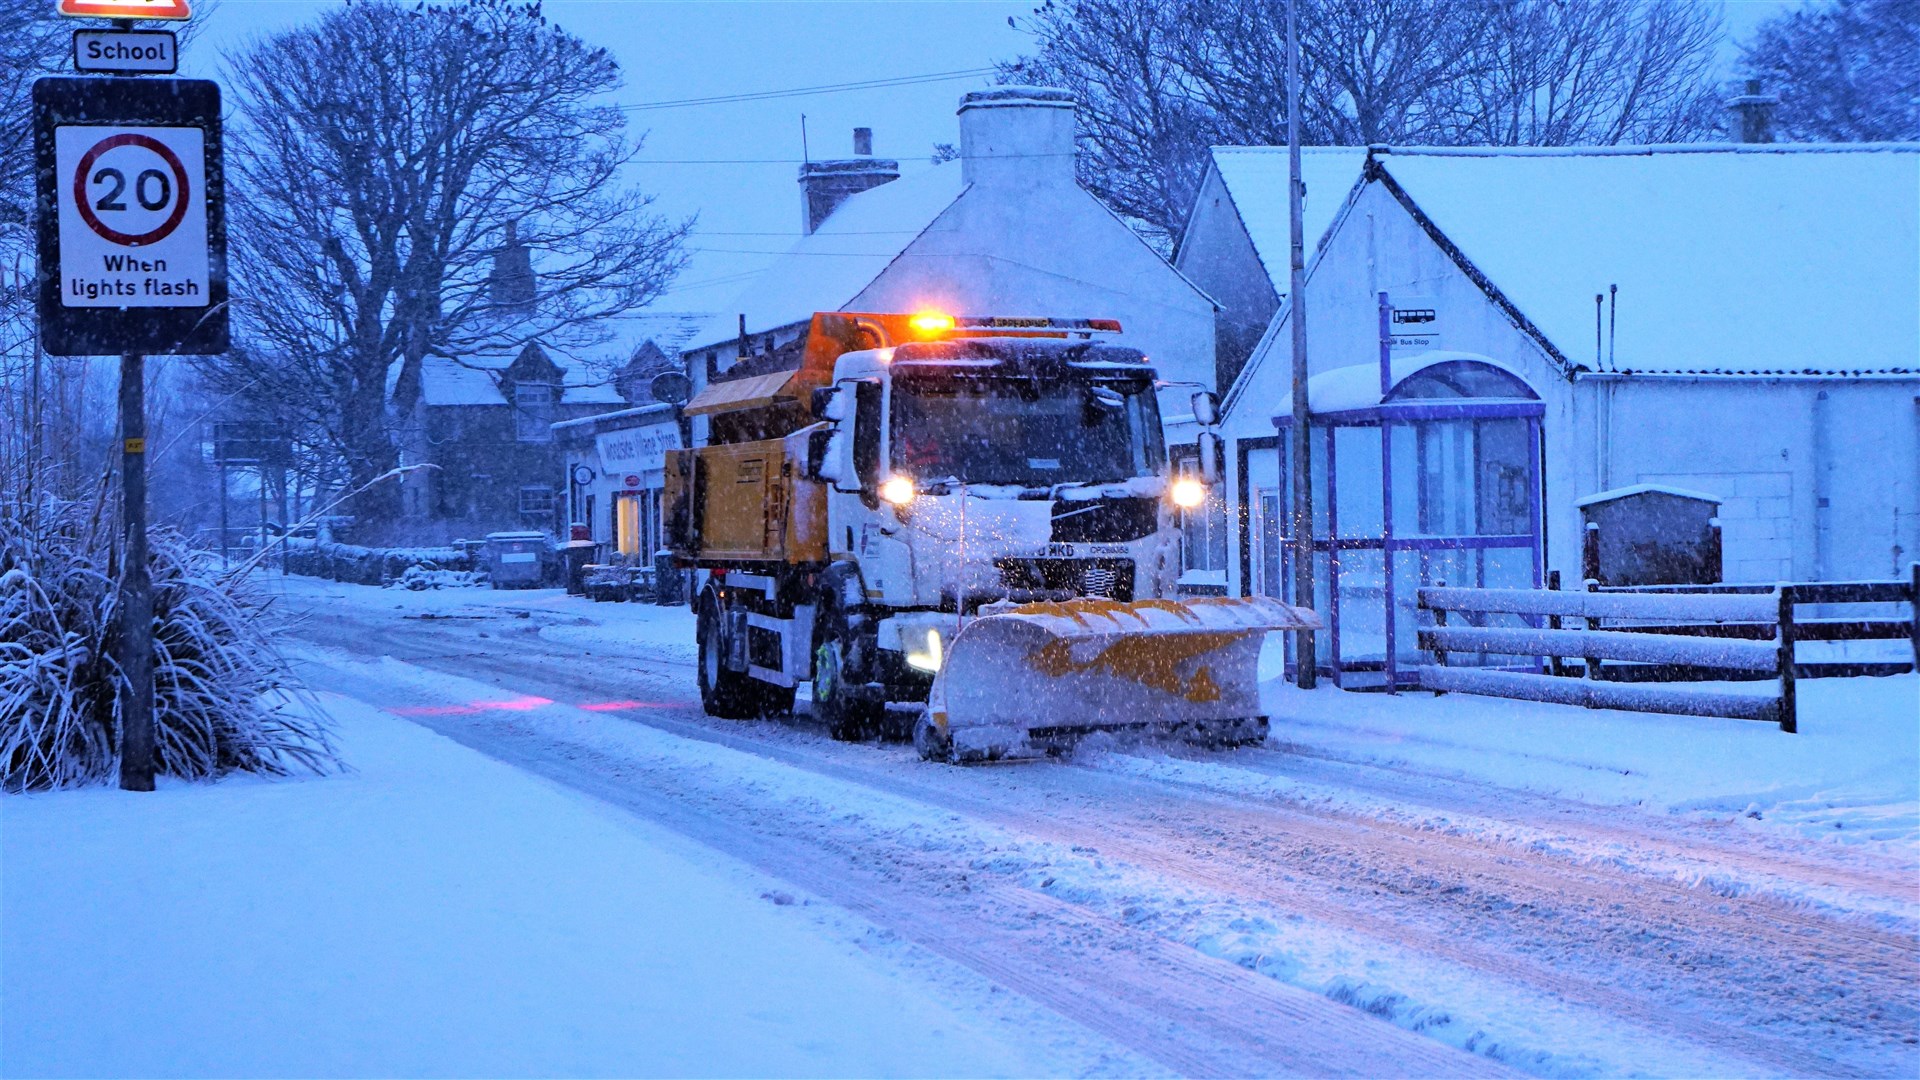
[698,597,770,719]
[812,588,884,741]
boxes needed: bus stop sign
[33,76,227,356]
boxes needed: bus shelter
[1270,319,1545,689]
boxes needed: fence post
[1583,521,1600,584]
[1547,570,1564,677]
[1777,586,1798,734]
[1429,581,1448,694]
[1909,561,1919,672]
[1581,577,1602,681]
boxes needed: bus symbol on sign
[56,126,209,308]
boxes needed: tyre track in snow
[294,643,1503,1080]
[289,608,1916,1076]
[1227,739,1919,902]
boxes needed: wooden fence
[1416,565,1920,734]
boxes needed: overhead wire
[620,67,999,112]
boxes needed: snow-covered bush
[0,478,338,791]
[284,537,474,586]
[390,565,483,591]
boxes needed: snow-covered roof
[596,310,715,362]
[417,350,623,407]
[685,164,968,352]
[1372,144,1920,377]
[413,311,714,408]
[1574,482,1723,508]
[1197,147,1371,292]
[1296,350,1534,414]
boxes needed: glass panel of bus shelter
[1335,548,1387,669]
[1388,417,1535,538]
[1296,426,1331,538]
[1401,544,1539,668]
[1332,424,1384,538]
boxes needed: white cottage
[680,87,1220,446]
[1207,144,1920,683]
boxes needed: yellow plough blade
[917,596,1321,762]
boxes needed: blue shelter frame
[1271,294,1546,689]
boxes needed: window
[852,381,883,502]
[518,485,554,515]
[1174,451,1228,576]
[514,381,555,442]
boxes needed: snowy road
[278,580,1919,1078]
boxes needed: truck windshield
[891,375,1165,487]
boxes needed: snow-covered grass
[0,693,1131,1079]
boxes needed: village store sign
[33,75,227,355]
[596,424,681,481]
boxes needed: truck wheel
[698,598,770,719]
[813,598,883,741]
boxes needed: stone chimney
[798,128,899,234]
[956,86,1076,189]
[488,220,535,310]
[1726,80,1780,144]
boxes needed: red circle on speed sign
[72,133,192,247]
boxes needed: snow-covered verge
[1252,655,1919,847]
[0,693,1138,1079]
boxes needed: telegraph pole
[1286,0,1318,688]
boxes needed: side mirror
[1196,431,1223,486]
[811,386,837,420]
[1191,390,1220,427]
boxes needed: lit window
[518,485,554,515]
[514,382,555,442]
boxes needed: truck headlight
[1171,477,1207,509]
[906,627,944,672]
[880,475,916,505]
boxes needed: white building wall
[1224,178,1920,593]
[1597,378,1920,582]
[1175,168,1281,388]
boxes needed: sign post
[34,44,223,790]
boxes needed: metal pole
[259,465,269,566]
[1286,0,1317,688]
[218,457,229,567]
[279,467,290,575]
[118,353,154,791]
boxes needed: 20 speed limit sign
[57,126,206,306]
[33,77,227,356]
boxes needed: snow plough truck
[664,311,1319,762]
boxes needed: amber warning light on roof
[58,0,193,20]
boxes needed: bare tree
[1014,0,1725,243]
[210,0,688,530]
[1740,0,1920,142]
